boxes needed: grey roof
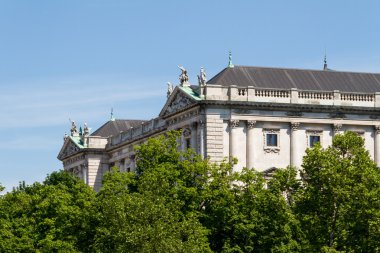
[91,119,147,137]
[207,66,380,93]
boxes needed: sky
[1,0,380,191]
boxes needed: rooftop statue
[178,66,189,86]
[167,82,174,98]
[197,67,207,86]
[83,123,90,136]
[70,120,78,136]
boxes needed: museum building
[58,59,380,191]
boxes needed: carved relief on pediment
[58,141,81,160]
[164,93,194,116]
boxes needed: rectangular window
[186,138,191,149]
[309,135,320,147]
[266,134,278,147]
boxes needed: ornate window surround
[306,129,323,147]
[263,128,280,153]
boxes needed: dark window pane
[266,134,278,146]
[309,135,320,147]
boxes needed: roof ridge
[233,65,380,75]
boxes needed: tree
[93,131,212,252]
[202,163,301,252]
[0,171,96,252]
[296,131,380,252]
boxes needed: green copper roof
[179,86,202,100]
[69,136,86,149]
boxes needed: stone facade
[58,65,380,189]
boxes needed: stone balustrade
[109,118,166,147]
[205,85,380,107]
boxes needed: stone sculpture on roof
[167,82,174,98]
[70,120,78,136]
[197,67,207,86]
[83,123,90,136]
[178,66,189,86]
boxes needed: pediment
[57,137,83,160]
[159,87,198,117]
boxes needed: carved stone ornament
[229,119,240,128]
[264,147,280,154]
[182,128,191,138]
[290,122,300,131]
[333,123,342,133]
[247,120,256,129]
[165,93,193,116]
[60,141,80,159]
[375,125,380,134]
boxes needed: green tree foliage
[296,131,380,252]
[1,131,379,252]
[0,171,96,252]
[93,131,212,253]
[202,162,301,252]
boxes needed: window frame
[306,130,323,148]
[263,128,280,153]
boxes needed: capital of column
[333,123,342,133]
[290,122,300,131]
[229,119,240,128]
[199,120,205,128]
[375,125,380,134]
[247,120,257,129]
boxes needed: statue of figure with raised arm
[178,66,189,86]
[197,67,207,86]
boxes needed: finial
[79,126,83,136]
[323,48,328,70]
[64,132,68,141]
[228,51,234,68]
[110,108,115,121]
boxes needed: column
[229,119,240,162]
[199,120,205,158]
[190,123,197,151]
[81,163,88,184]
[290,122,301,168]
[246,120,256,169]
[375,126,380,166]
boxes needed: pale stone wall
[205,115,224,163]
[86,154,108,192]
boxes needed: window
[263,129,280,153]
[306,130,323,147]
[185,138,191,149]
[266,134,278,146]
[309,135,320,147]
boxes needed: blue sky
[1,0,380,191]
